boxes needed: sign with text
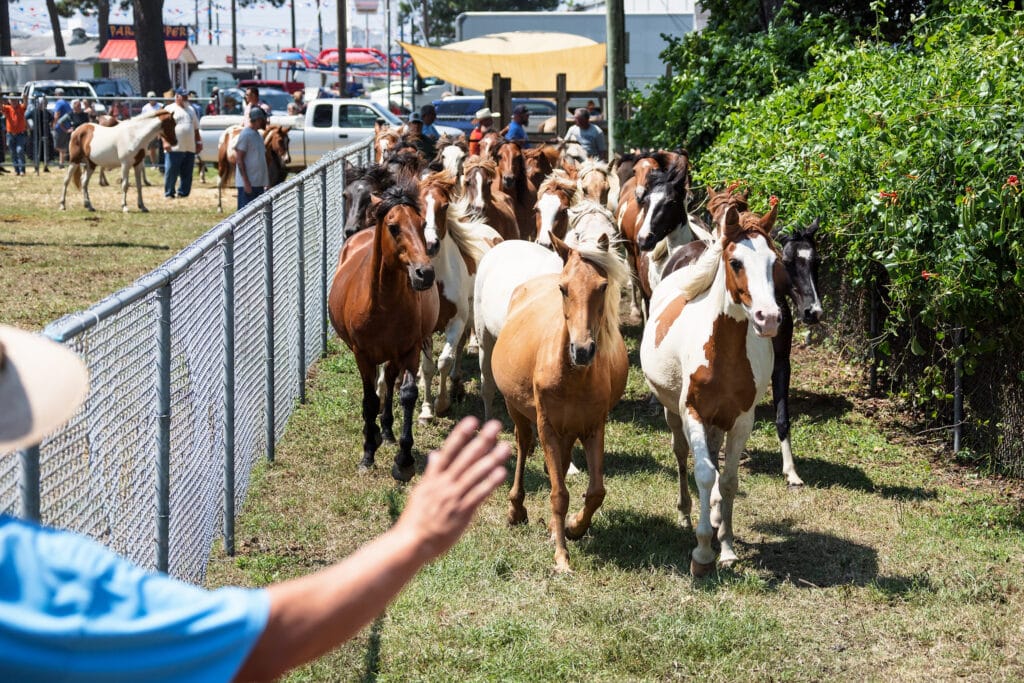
[354,0,379,14]
[108,24,189,41]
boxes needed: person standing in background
[51,88,72,168]
[1,92,29,176]
[503,105,530,147]
[468,107,497,157]
[235,107,270,210]
[26,96,53,172]
[140,91,162,178]
[565,108,607,160]
[163,88,201,199]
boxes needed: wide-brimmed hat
[0,325,89,453]
[473,107,499,122]
[146,90,157,98]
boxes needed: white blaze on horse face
[442,147,463,178]
[635,186,667,245]
[536,192,562,248]
[795,247,823,318]
[471,172,485,210]
[731,235,780,337]
[423,192,440,249]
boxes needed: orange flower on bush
[921,270,935,280]
[1005,175,1020,189]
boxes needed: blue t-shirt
[0,515,270,682]
[505,120,529,146]
[52,99,73,132]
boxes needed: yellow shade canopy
[400,32,607,91]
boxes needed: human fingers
[443,419,503,481]
[454,441,510,512]
[424,416,480,474]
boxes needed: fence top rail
[43,138,369,344]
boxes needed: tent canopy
[400,31,606,91]
[99,40,196,63]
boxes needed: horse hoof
[391,461,415,482]
[787,480,804,490]
[507,505,528,526]
[139,207,149,213]
[564,519,588,540]
[382,431,397,445]
[690,557,716,577]
[566,462,581,476]
[553,555,573,574]
[358,457,375,473]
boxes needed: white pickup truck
[198,98,462,170]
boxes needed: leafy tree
[46,0,67,56]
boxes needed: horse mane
[537,171,576,199]
[375,179,420,220]
[120,113,166,155]
[577,159,610,180]
[646,163,689,195]
[463,156,496,177]
[568,199,615,228]
[422,170,457,198]
[565,231,630,341]
[446,208,503,268]
[437,134,467,153]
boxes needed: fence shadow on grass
[0,239,174,250]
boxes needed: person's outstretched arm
[233,417,509,682]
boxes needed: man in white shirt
[235,107,270,210]
[565,108,607,160]
[163,88,201,198]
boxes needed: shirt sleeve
[0,516,270,683]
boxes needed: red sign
[108,24,189,41]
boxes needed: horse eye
[598,283,608,294]
[730,259,743,271]
[558,284,568,298]
[388,223,400,238]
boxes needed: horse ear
[761,201,779,233]
[806,217,821,237]
[720,205,741,241]
[550,233,572,263]
[597,233,610,251]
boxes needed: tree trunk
[133,0,171,96]
[98,0,111,51]
[1,0,12,57]
[46,0,66,57]
[420,0,430,45]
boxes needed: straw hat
[0,325,89,452]
[473,107,499,122]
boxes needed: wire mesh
[9,138,371,584]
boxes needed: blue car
[432,96,558,135]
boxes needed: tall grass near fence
[0,138,373,583]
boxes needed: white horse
[474,200,619,420]
[59,109,176,213]
[640,197,781,576]
[416,171,503,422]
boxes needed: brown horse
[327,180,439,481]
[478,130,504,160]
[533,172,577,248]
[493,141,535,241]
[373,122,402,164]
[493,231,630,572]
[462,157,519,241]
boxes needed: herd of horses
[327,123,824,576]
[51,108,826,574]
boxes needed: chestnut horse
[534,172,577,248]
[417,170,503,422]
[639,194,781,576]
[461,157,519,241]
[327,181,439,481]
[493,231,630,572]
[493,141,536,241]
[59,109,176,213]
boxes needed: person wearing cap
[163,88,201,199]
[51,88,72,168]
[26,95,54,172]
[1,90,29,176]
[0,323,508,682]
[565,107,607,160]
[504,104,530,147]
[419,104,440,142]
[139,91,163,178]
[235,107,270,210]
[242,87,271,120]
[407,111,435,160]
[468,107,497,157]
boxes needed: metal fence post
[19,446,41,522]
[222,231,236,556]
[297,183,307,404]
[156,283,172,573]
[264,202,276,462]
[321,169,329,354]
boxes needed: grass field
[4,173,1023,681]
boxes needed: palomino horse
[437,136,467,186]
[342,165,394,239]
[493,141,536,240]
[493,230,630,572]
[327,181,439,481]
[576,158,620,211]
[661,214,824,487]
[59,109,176,213]
[534,172,577,247]
[640,196,781,576]
[461,157,519,241]
[373,123,402,164]
[214,124,292,212]
[416,170,503,422]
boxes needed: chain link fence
[1,136,372,584]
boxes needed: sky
[9,1,405,53]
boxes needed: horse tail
[70,164,83,190]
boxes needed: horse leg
[379,362,400,445]
[478,329,498,421]
[417,343,438,423]
[773,333,804,487]
[99,168,109,187]
[393,367,419,482]
[717,413,755,568]
[356,359,383,472]
[685,411,718,576]
[565,428,607,540]
[506,406,534,526]
[82,165,96,211]
[133,163,147,213]
[539,421,575,573]
[434,317,466,416]
[664,408,693,530]
[59,165,74,210]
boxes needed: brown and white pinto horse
[493,231,630,572]
[461,157,519,241]
[533,172,577,248]
[214,124,292,212]
[59,109,176,213]
[373,123,402,164]
[417,171,503,422]
[640,195,781,576]
[478,130,504,160]
[327,181,439,481]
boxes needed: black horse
[661,217,824,486]
[342,164,394,240]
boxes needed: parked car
[85,77,138,98]
[21,80,107,116]
[237,79,304,95]
[432,96,558,135]
[217,86,295,116]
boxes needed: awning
[399,32,606,91]
[99,40,192,62]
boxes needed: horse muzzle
[751,308,781,338]
[637,232,659,252]
[801,304,823,325]
[408,264,436,291]
[569,340,597,367]
[502,175,515,190]
[425,239,440,257]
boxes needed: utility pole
[291,0,296,48]
[605,0,626,158]
[337,0,348,94]
[1,0,12,56]
[231,0,237,70]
